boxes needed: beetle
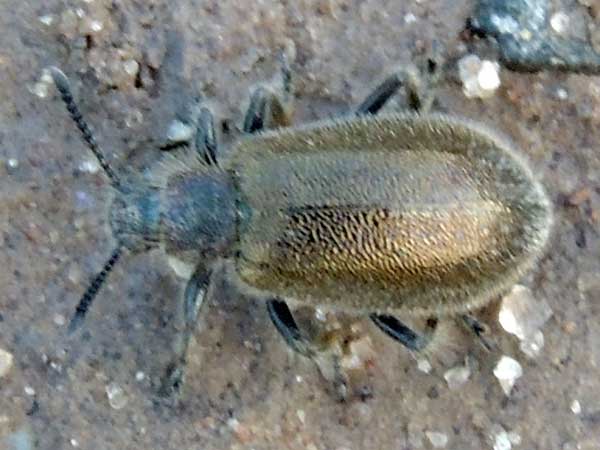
[49,51,552,397]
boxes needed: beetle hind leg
[356,43,445,115]
[243,54,294,133]
[356,65,433,115]
[370,313,438,353]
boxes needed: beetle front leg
[370,313,438,352]
[243,54,294,133]
[164,99,220,165]
[194,106,219,165]
[159,264,212,397]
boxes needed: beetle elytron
[50,50,552,397]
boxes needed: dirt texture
[1,1,600,449]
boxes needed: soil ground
[1,1,600,449]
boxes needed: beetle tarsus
[461,314,495,352]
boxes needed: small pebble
[105,382,128,410]
[38,14,55,26]
[404,13,417,24]
[78,159,100,174]
[314,308,327,322]
[458,54,500,99]
[425,430,448,448]
[417,358,432,373]
[70,438,79,447]
[135,371,145,382]
[493,356,523,396]
[53,314,66,327]
[556,87,568,100]
[499,285,552,357]
[0,348,14,378]
[570,399,581,415]
[24,386,35,396]
[493,430,512,450]
[296,409,306,424]
[7,158,19,169]
[80,18,103,34]
[443,364,471,389]
[31,82,50,98]
[165,120,193,145]
[123,59,139,77]
[30,68,54,99]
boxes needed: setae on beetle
[49,51,552,397]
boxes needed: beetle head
[109,184,161,252]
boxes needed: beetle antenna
[68,245,124,334]
[49,67,122,190]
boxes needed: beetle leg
[357,44,445,115]
[159,264,212,397]
[163,99,219,165]
[356,67,423,115]
[243,54,294,133]
[370,313,437,352]
[194,105,219,165]
[460,314,495,352]
[266,299,314,357]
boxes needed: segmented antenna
[49,67,122,189]
[68,246,124,334]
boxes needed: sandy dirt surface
[1,1,600,449]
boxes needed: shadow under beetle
[49,50,552,397]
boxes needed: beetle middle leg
[159,264,212,397]
[370,314,438,353]
[266,299,315,357]
[243,54,294,133]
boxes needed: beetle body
[228,112,552,317]
[50,60,552,398]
